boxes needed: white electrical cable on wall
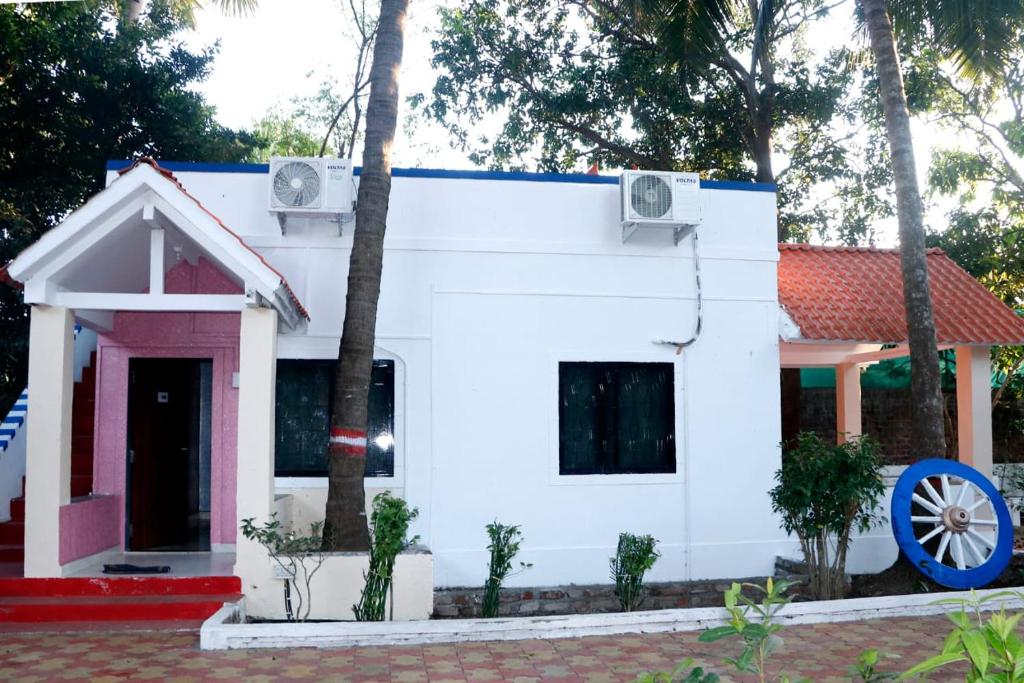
[655,229,703,352]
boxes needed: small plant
[482,521,531,618]
[635,657,720,683]
[770,432,886,600]
[611,532,660,612]
[850,649,899,682]
[897,590,1024,681]
[698,579,806,683]
[353,492,419,622]
[240,514,326,622]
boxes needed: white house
[2,157,1019,620]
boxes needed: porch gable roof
[5,158,307,326]
[778,243,1024,346]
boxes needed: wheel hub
[942,505,971,533]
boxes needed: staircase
[0,575,242,631]
[0,352,97,577]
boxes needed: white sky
[182,0,467,168]
[181,0,963,247]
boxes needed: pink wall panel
[59,495,120,565]
[91,258,242,550]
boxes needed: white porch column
[24,305,74,577]
[956,345,993,478]
[233,307,279,607]
[836,362,862,444]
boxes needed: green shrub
[635,658,720,683]
[353,492,419,622]
[640,579,803,683]
[699,579,805,683]
[482,521,530,618]
[240,514,326,622]
[611,532,660,612]
[897,591,1024,681]
[770,432,886,600]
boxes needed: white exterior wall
[108,165,787,587]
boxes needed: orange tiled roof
[778,243,1024,345]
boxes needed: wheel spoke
[917,525,945,545]
[971,519,998,527]
[940,475,952,506]
[913,493,944,516]
[963,533,986,565]
[935,531,952,563]
[911,516,942,523]
[967,497,990,513]
[952,534,967,570]
[967,528,996,549]
[955,480,969,507]
[921,478,946,508]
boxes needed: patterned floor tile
[0,613,998,681]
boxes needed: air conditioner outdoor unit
[620,170,701,244]
[268,157,354,233]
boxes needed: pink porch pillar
[836,362,862,444]
[956,346,993,478]
[24,305,75,577]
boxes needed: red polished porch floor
[0,614,971,681]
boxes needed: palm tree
[859,0,1024,459]
[323,0,410,551]
[118,0,256,27]
[657,0,1024,460]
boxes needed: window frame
[272,348,406,489]
[548,353,685,486]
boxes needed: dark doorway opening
[126,358,212,551]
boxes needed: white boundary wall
[109,166,786,588]
[201,586,1024,650]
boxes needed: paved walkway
[0,614,963,682]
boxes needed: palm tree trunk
[323,0,410,551]
[862,0,946,459]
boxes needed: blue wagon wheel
[892,458,1014,589]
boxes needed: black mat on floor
[101,564,171,574]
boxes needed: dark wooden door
[127,358,200,551]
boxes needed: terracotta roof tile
[118,157,310,320]
[778,243,1024,345]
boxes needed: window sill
[274,476,400,489]
[548,471,683,486]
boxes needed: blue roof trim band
[106,160,776,193]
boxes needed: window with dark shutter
[558,362,676,475]
[274,359,395,477]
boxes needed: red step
[71,474,91,498]
[0,576,241,624]
[71,452,92,476]
[71,435,94,457]
[0,575,241,597]
[9,498,23,523]
[0,522,23,545]
[0,593,238,623]
[0,618,206,633]
[0,545,24,563]
[71,416,94,438]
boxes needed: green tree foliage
[423,0,892,242]
[0,1,258,412]
[920,30,1024,406]
[248,109,322,161]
